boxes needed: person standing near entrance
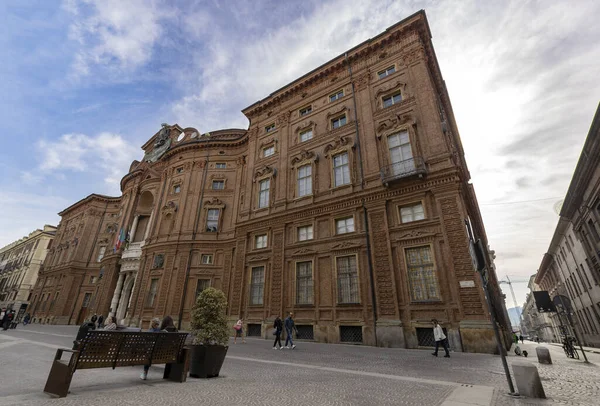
[284,312,298,349]
[97,314,104,328]
[273,316,283,350]
[90,314,98,327]
[431,319,450,358]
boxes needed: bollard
[536,346,552,364]
[512,360,546,398]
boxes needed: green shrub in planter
[189,287,229,378]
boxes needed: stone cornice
[57,194,120,217]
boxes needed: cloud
[64,0,172,81]
[37,132,140,186]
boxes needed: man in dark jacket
[284,313,298,349]
[97,315,104,328]
[90,314,98,326]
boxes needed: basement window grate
[340,326,363,343]
[296,325,314,340]
[416,327,447,347]
[247,323,262,337]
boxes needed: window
[146,278,159,307]
[333,152,351,187]
[255,234,268,249]
[383,92,402,108]
[212,180,225,190]
[336,217,355,234]
[337,255,359,303]
[296,261,313,304]
[250,266,265,305]
[298,225,313,241]
[258,179,270,208]
[378,65,396,79]
[96,246,106,262]
[82,292,92,308]
[329,89,344,102]
[331,115,347,129]
[400,203,425,223]
[406,246,440,301]
[89,276,97,284]
[173,184,181,194]
[176,166,184,174]
[265,123,275,133]
[206,209,219,232]
[215,163,226,169]
[297,165,312,197]
[299,129,313,143]
[201,254,213,264]
[263,146,275,157]
[152,254,165,269]
[299,105,312,116]
[588,219,600,242]
[388,131,414,175]
[195,279,210,299]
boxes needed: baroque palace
[30,11,510,353]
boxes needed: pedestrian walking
[103,316,117,330]
[536,336,540,344]
[273,316,283,350]
[140,318,161,380]
[23,313,31,326]
[284,312,298,349]
[519,334,524,344]
[97,314,104,328]
[159,315,178,332]
[431,319,450,358]
[233,319,245,344]
[2,311,14,331]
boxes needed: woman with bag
[273,316,283,350]
[233,318,245,344]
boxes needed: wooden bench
[44,330,190,398]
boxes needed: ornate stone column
[109,273,125,317]
[129,215,140,242]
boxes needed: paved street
[1,325,599,405]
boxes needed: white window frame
[336,255,360,304]
[263,145,275,157]
[299,105,312,116]
[299,128,313,143]
[298,225,313,241]
[331,115,347,129]
[336,217,355,234]
[215,163,226,169]
[212,180,225,190]
[250,266,265,305]
[333,152,351,187]
[400,203,425,223]
[405,245,440,302]
[329,89,344,102]
[173,184,181,194]
[265,123,275,133]
[258,179,270,208]
[382,92,402,108]
[206,209,219,232]
[255,234,268,249]
[201,254,213,264]
[378,65,396,79]
[297,164,312,197]
[296,261,314,305]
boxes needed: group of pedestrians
[233,312,300,350]
[89,314,105,329]
[140,315,177,380]
[1,308,15,330]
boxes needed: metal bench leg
[164,348,190,383]
[44,360,74,398]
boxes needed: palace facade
[30,10,510,353]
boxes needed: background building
[30,11,510,353]
[520,274,557,342]
[0,225,56,320]
[535,103,600,347]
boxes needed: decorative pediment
[324,135,353,156]
[161,201,178,215]
[259,136,277,149]
[331,241,360,251]
[254,165,277,181]
[204,197,225,208]
[247,255,269,263]
[210,173,226,180]
[291,248,316,256]
[397,229,436,241]
[98,238,109,244]
[376,113,416,138]
[326,105,349,121]
[291,150,318,166]
[375,80,407,100]
[294,121,316,134]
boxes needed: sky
[1,0,599,307]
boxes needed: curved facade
[31,11,510,353]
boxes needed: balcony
[121,241,144,260]
[380,156,427,186]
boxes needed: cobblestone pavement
[1,326,599,405]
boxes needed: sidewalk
[543,341,600,355]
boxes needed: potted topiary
[189,287,229,378]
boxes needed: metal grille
[247,323,262,337]
[340,326,362,343]
[416,327,447,347]
[296,325,314,340]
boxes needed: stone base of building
[376,319,405,348]
[459,320,498,354]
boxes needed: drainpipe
[345,52,378,345]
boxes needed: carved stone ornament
[324,135,353,156]
[354,72,370,91]
[204,197,225,208]
[326,106,349,121]
[194,160,207,169]
[254,165,277,181]
[247,255,269,262]
[161,201,178,215]
[248,127,259,138]
[294,121,315,135]
[376,113,416,138]
[276,111,291,126]
[375,80,407,100]
[236,155,247,166]
[397,229,435,240]
[143,124,172,163]
[331,241,360,250]
[292,248,316,256]
[291,150,318,166]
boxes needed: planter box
[189,344,228,378]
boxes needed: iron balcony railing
[380,156,427,185]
